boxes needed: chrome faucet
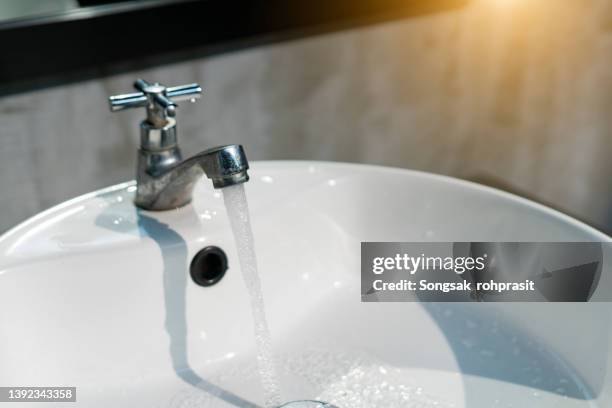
[108,79,249,211]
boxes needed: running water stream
[222,184,283,408]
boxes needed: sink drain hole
[190,246,228,286]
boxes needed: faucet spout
[198,145,250,188]
[135,144,249,211]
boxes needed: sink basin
[0,161,610,407]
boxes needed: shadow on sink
[424,302,601,402]
[96,202,259,408]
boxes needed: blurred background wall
[1,0,611,233]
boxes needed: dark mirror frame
[0,0,469,95]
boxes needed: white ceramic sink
[0,161,611,407]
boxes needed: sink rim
[2,160,609,244]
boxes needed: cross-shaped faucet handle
[108,79,202,127]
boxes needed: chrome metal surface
[108,79,201,126]
[109,79,248,211]
[134,144,249,210]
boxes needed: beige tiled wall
[1,0,612,232]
